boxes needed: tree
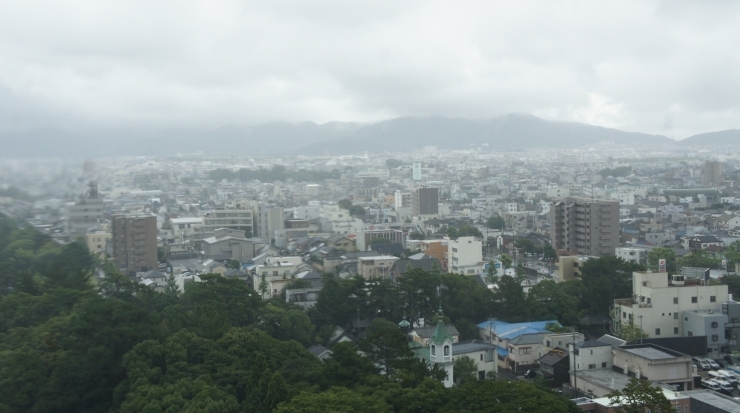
[164,272,179,295]
[514,238,537,255]
[320,342,379,388]
[453,356,478,384]
[721,274,740,297]
[515,261,526,279]
[338,199,353,210]
[409,231,425,240]
[723,240,740,269]
[542,243,557,260]
[607,378,673,413]
[485,261,498,284]
[259,273,268,298]
[499,254,512,270]
[274,387,391,413]
[441,380,578,413]
[360,318,414,376]
[579,256,643,317]
[647,247,677,274]
[486,216,505,230]
[385,159,403,169]
[494,274,529,322]
[679,249,720,269]
[263,372,288,411]
[619,319,649,341]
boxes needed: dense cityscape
[5,1,740,412]
[1,140,740,411]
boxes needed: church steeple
[429,307,454,387]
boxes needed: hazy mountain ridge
[0,115,736,158]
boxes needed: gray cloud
[1,0,739,138]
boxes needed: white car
[704,358,721,370]
[714,370,739,385]
[712,378,734,393]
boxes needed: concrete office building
[111,214,158,274]
[550,198,620,256]
[412,187,439,216]
[610,271,732,355]
[703,160,723,187]
[356,229,405,251]
[615,247,647,266]
[201,206,253,238]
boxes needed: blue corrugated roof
[497,347,509,356]
[476,319,559,340]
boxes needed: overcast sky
[1,0,739,139]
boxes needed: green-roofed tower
[429,312,454,387]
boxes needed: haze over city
[3,2,740,413]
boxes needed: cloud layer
[1,0,739,139]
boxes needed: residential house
[451,340,498,382]
[688,235,723,251]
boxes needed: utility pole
[571,330,578,397]
[639,315,643,345]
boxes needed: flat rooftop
[619,344,690,360]
[575,368,632,392]
[622,347,676,360]
[682,389,740,411]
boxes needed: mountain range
[0,114,738,158]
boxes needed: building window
[691,297,697,303]
[710,296,716,302]
[674,327,679,334]
[588,364,596,369]
[711,321,718,328]
[444,346,450,356]
[655,328,660,336]
[674,297,678,304]
[674,313,678,319]
[712,335,718,342]
[431,345,436,356]
[688,331,693,337]
[602,362,607,368]
[519,347,532,355]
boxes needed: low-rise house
[688,235,724,251]
[538,349,570,388]
[389,257,442,279]
[451,340,498,382]
[357,255,399,280]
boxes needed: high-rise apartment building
[550,198,619,256]
[111,214,158,274]
[412,162,422,180]
[703,160,723,187]
[412,187,439,216]
[252,203,285,244]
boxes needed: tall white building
[448,236,483,275]
[412,162,422,181]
